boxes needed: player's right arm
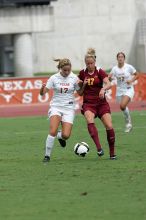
[108,67,117,86]
[40,76,54,96]
[40,83,49,96]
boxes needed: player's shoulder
[125,63,134,69]
[97,67,107,75]
[53,72,60,77]
[124,63,131,67]
[47,72,61,85]
[125,63,136,73]
[96,66,101,71]
[111,65,118,71]
[78,69,86,79]
[49,72,60,80]
[79,69,85,74]
[69,71,78,78]
[110,65,118,74]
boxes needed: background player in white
[109,52,139,132]
[40,58,80,162]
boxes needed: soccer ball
[74,142,89,157]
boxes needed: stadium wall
[33,0,146,73]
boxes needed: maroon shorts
[81,101,111,119]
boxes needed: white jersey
[110,63,136,96]
[46,72,80,109]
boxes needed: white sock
[123,107,131,124]
[57,131,62,139]
[45,135,55,157]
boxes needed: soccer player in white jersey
[40,58,80,162]
[109,52,139,132]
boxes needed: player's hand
[83,78,88,86]
[126,80,132,85]
[40,83,46,96]
[99,88,105,99]
[41,83,46,88]
[77,80,83,88]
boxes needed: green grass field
[0,111,146,220]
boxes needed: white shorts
[48,106,75,124]
[116,87,134,102]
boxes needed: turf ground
[0,111,146,220]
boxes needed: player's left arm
[126,71,139,85]
[99,77,112,99]
[126,65,139,85]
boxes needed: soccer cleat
[124,123,132,133]
[97,148,104,157]
[110,155,117,160]
[58,138,66,147]
[43,156,50,163]
[57,130,66,147]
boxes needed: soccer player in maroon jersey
[78,48,116,159]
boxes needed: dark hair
[116,52,126,59]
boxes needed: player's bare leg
[57,122,73,147]
[120,95,132,132]
[101,113,116,159]
[43,115,61,162]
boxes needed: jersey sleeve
[46,76,54,89]
[99,69,108,80]
[129,64,136,75]
[78,70,84,81]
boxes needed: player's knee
[62,133,70,140]
[106,125,113,130]
[85,116,94,124]
[84,112,94,123]
[120,104,125,111]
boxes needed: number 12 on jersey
[60,87,68,93]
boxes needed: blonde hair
[85,48,96,60]
[54,58,71,69]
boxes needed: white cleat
[124,123,132,133]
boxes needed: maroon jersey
[78,67,108,104]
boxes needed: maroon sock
[106,129,115,157]
[87,123,102,151]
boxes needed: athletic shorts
[81,101,111,119]
[48,106,75,124]
[116,87,134,102]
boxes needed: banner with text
[0,74,146,106]
[0,77,51,105]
